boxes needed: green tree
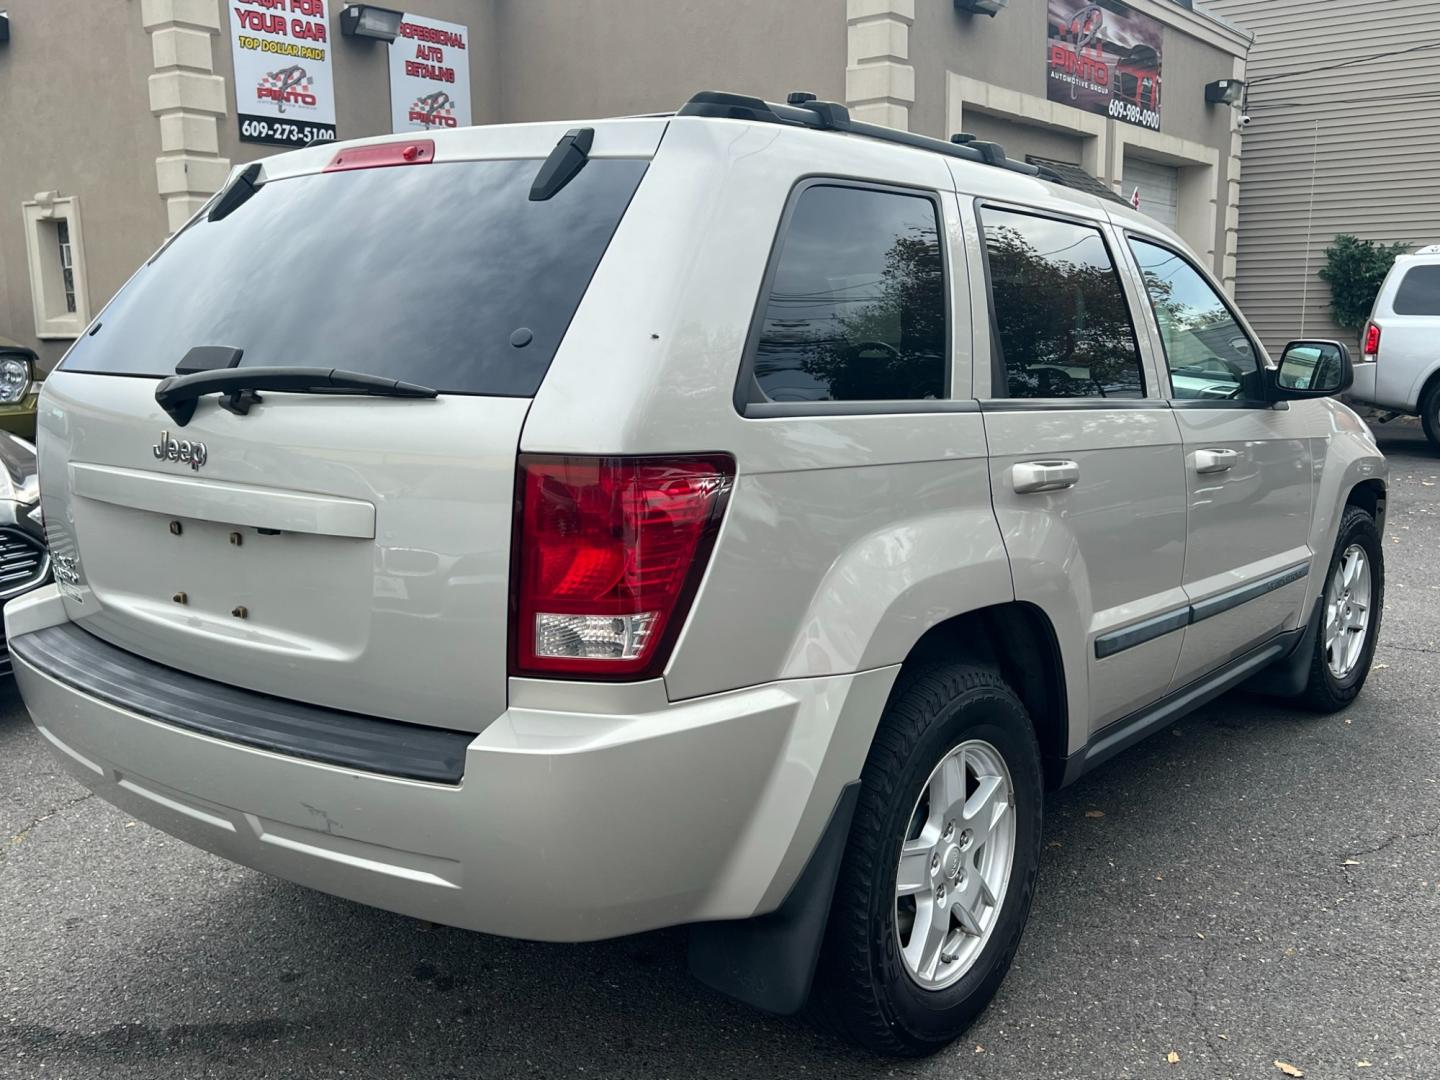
[1318,234,1410,335]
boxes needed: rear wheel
[813,664,1043,1056]
[1297,505,1384,712]
[1422,380,1440,453]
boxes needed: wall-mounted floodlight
[339,4,403,43]
[1205,78,1246,106]
[0,12,11,44]
[954,0,1008,15]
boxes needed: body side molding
[1094,561,1311,660]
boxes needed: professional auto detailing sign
[1046,0,1163,131]
[229,0,338,147]
[388,14,472,132]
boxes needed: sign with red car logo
[1046,0,1163,132]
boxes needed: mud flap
[1244,597,1324,698]
[687,781,860,1015]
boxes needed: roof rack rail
[677,90,1039,178]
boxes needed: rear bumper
[1347,361,1378,406]
[8,585,894,941]
[1346,360,1413,414]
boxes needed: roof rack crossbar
[677,91,1039,178]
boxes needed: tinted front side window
[61,159,648,395]
[982,208,1144,399]
[1129,238,1262,401]
[1394,265,1440,316]
[751,185,946,403]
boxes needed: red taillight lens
[1362,322,1381,360]
[511,454,735,679]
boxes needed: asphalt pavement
[2,423,1437,1080]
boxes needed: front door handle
[1193,448,1241,474]
[1012,460,1080,494]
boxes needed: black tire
[1297,505,1384,712]
[812,664,1044,1057]
[1422,380,1440,453]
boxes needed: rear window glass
[1393,265,1440,316]
[61,158,647,396]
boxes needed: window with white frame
[21,193,90,337]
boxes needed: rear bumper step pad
[10,623,471,783]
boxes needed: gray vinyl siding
[1202,0,1440,353]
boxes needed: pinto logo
[257,65,318,113]
[409,90,458,128]
[1052,3,1111,100]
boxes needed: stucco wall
[0,0,165,368]
[494,0,844,123]
[1154,15,1236,151]
[909,1,1050,140]
[959,112,1086,166]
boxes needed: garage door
[1122,158,1179,229]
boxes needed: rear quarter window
[61,158,648,396]
[745,183,948,404]
[1393,265,1440,316]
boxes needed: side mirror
[1269,340,1354,401]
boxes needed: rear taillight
[511,454,735,680]
[1363,322,1381,362]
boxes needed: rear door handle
[1193,448,1241,474]
[1012,460,1080,494]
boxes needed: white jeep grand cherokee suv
[9,93,1387,1056]
[1348,244,1440,451]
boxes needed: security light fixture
[1205,78,1246,106]
[0,11,10,44]
[339,4,403,43]
[954,0,1008,15]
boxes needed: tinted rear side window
[981,208,1144,399]
[1394,265,1440,316]
[749,184,947,403]
[61,158,647,396]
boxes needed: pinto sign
[388,14,472,133]
[1046,0,1163,132]
[229,0,338,147]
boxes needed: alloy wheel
[1325,543,1372,679]
[894,739,1016,990]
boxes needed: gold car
[0,336,41,440]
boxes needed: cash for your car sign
[229,0,338,147]
[389,14,472,132]
[1047,0,1163,131]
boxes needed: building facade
[1205,0,1440,354]
[0,0,1251,365]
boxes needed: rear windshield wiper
[155,366,438,426]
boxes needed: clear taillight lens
[1362,322,1381,362]
[511,454,735,679]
